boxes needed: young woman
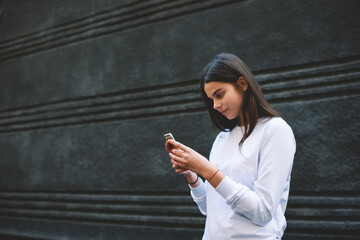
[165,53,296,239]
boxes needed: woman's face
[204,79,247,120]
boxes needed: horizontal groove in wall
[0,87,200,122]
[0,56,359,134]
[0,191,358,233]
[0,0,160,50]
[261,71,360,93]
[285,233,359,239]
[0,0,241,62]
[0,210,205,230]
[0,107,206,134]
[0,191,193,204]
[0,102,205,133]
[285,221,360,237]
[0,93,203,129]
[0,79,198,116]
[0,233,44,240]
[0,200,200,216]
[288,195,360,207]
[287,220,360,228]
[0,208,204,223]
[0,191,204,229]
[255,56,360,84]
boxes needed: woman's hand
[166,140,211,177]
[166,141,191,175]
[165,140,224,188]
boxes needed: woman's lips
[220,109,228,115]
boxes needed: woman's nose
[213,100,221,109]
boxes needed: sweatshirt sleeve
[189,179,207,216]
[215,119,296,226]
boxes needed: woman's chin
[225,112,242,121]
[226,115,237,120]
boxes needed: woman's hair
[200,53,281,144]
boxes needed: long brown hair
[200,53,281,144]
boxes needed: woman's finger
[171,148,185,158]
[175,168,188,174]
[165,141,174,152]
[169,152,178,161]
[167,140,189,152]
[171,162,182,169]
[173,164,185,170]
[171,159,185,169]
[169,152,184,163]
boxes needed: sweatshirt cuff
[189,180,206,201]
[216,176,246,200]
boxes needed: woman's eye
[216,93,224,99]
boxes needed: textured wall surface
[0,0,359,239]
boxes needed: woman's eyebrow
[212,88,222,97]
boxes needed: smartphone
[164,133,175,141]
[164,133,175,149]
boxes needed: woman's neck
[238,112,247,127]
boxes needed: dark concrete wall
[0,0,359,239]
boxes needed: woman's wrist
[200,162,225,188]
[184,172,201,187]
[200,162,219,180]
[184,171,197,182]
[189,175,199,185]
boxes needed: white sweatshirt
[190,117,296,240]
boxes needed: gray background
[0,0,359,239]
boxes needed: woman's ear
[237,77,248,91]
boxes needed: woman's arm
[215,121,296,226]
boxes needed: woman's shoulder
[259,117,295,141]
